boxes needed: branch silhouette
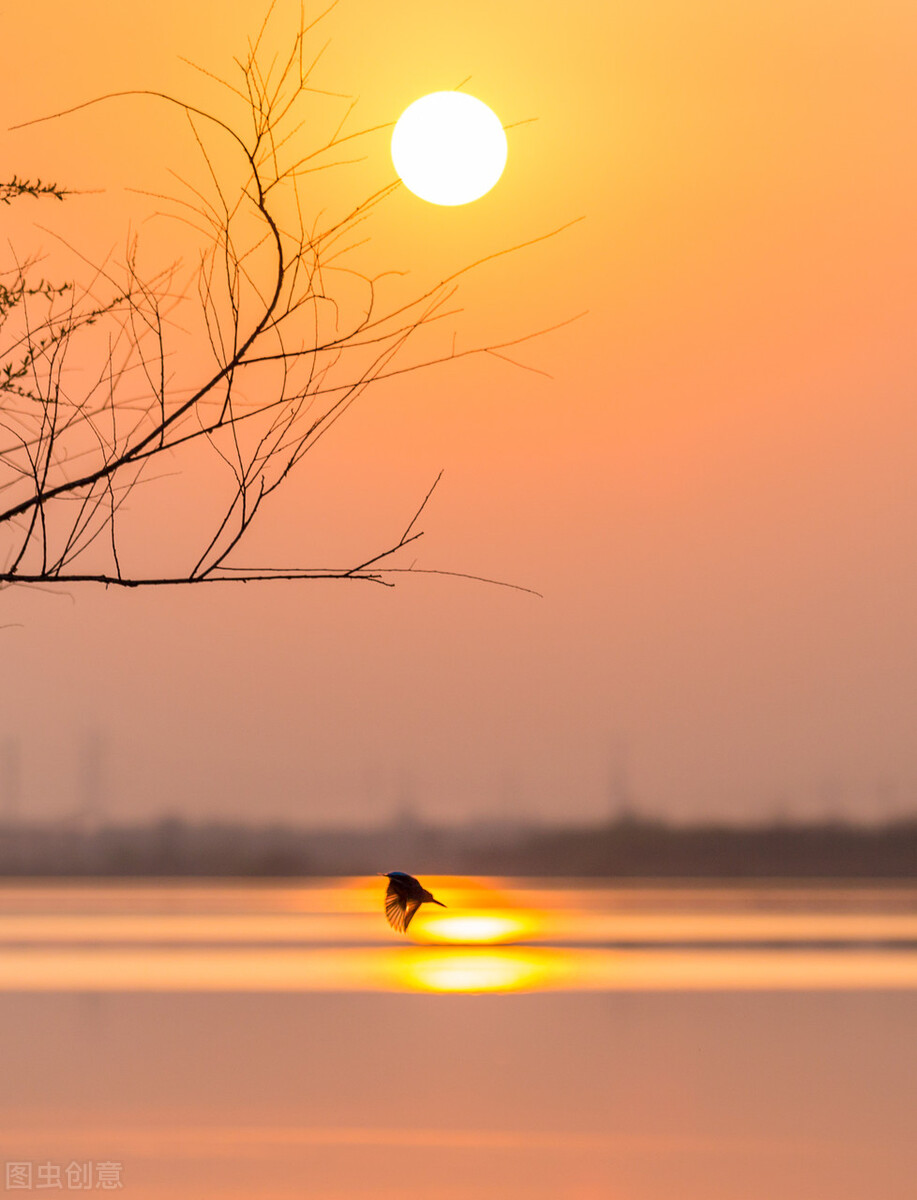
[2,8,571,595]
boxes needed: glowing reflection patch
[395,949,554,993]
[417,912,535,944]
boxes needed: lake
[0,878,915,1198]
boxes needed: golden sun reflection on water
[391,948,556,993]
[414,911,539,945]
[1,944,915,993]
[0,881,915,994]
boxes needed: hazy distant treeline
[0,814,915,877]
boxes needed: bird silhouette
[382,871,446,933]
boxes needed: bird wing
[385,882,409,932]
[401,897,422,931]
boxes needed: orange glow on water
[415,911,538,944]
[1,881,915,993]
[393,948,555,993]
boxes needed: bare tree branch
[2,9,567,596]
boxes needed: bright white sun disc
[391,92,508,206]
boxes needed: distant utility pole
[609,737,636,824]
[1,736,21,823]
[77,730,107,828]
[392,770,420,830]
[818,776,846,824]
[875,777,898,822]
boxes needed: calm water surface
[0,878,915,1198]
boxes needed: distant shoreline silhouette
[0,812,915,878]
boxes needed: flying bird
[382,871,446,933]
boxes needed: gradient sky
[1,0,915,826]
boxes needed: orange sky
[1,0,916,825]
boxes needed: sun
[391,92,508,206]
